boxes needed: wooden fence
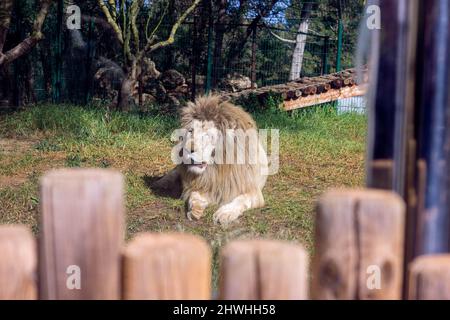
[1,168,450,300]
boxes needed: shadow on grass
[143,174,182,199]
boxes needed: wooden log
[343,78,354,86]
[330,79,344,89]
[312,189,405,300]
[222,67,368,104]
[286,90,298,100]
[296,77,336,86]
[39,169,124,300]
[301,86,315,96]
[283,84,367,111]
[317,74,351,83]
[219,240,308,300]
[408,255,450,299]
[122,233,211,300]
[316,83,331,94]
[284,89,303,100]
[0,225,37,300]
[296,78,315,84]
[308,86,317,95]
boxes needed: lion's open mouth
[190,160,207,169]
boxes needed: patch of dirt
[0,175,27,188]
[0,138,35,188]
[0,138,36,155]
[126,201,184,238]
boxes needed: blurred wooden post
[366,0,418,196]
[39,169,124,299]
[412,0,450,257]
[0,225,37,299]
[122,233,211,299]
[408,255,450,300]
[219,240,308,300]
[312,189,405,299]
[250,25,257,89]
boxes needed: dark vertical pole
[364,1,420,298]
[84,20,94,105]
[12,61,20,107]
[366,0,418,193]
[205,0,213,94]
[52,0,64,103]
[322,36,329,75]
[414,0,450,256]
[250,26,257,89]
[191,15,198,100]
[336,0,343,72]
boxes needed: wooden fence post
[408,255,450,300]
[219,240,308,300]
[122,233,211,299]
[312,189,405,299]
[0,225,37,299]
[39,169,124,299]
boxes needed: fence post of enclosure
[205,0,214,94]
[39,169,124,299]
[83,19,94,105]
[365,3,419,296]
[322,36,329,75]
[219,240,308,300]
[312,189,405,299]
[408,255,450,299]
[52,0,64,103]
[0,225,37,300]
[251,25,257,89]
[412,0,450,258]
[366,0,419,193]
[122,233,211,299]
[335,0,343,72]
[191,15,198,100]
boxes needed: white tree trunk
[289,19,310,81]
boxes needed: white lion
[157,95,268,225]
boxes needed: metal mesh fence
[4,0,364,107]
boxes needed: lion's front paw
[186,193,208,221]
[186,207,204,221]
[213,204,242,226]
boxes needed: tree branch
[130,0,142,53]
[146,1,168,42]
[107,0,117,20]
[98,0,124,44]
[145,0,201,54]
[0,0,53,66]
[227,0,279,66]
[269,30,296,43]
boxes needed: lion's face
[181,119,219,175]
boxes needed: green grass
[0,103,366,286]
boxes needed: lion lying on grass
[156,95,268,225]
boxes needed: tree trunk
[0,66,12,106]
[118,73,137,112]
[289,2,313,80]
